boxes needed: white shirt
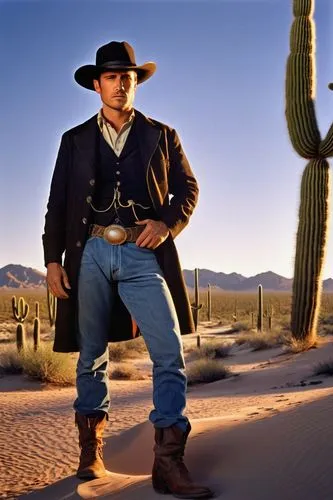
[97,109,135,157]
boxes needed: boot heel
[152,474,171,494]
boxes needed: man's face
[93,70,137,112]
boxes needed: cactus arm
[12,296,29,322]
[320,122,333,157]
[12,296,20,322]
[285,2,321,157]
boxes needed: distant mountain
[0,264,46,288]
[1,264,333,292]
[183,268,333,292]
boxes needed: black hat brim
[74,62,156,90]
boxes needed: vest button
[86,196,92,203]
[116,181,121,186]
[76,241,82,247]
[89,179,95,186]
[116,171,120,175]
[82,217,87,224]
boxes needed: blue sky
[1,0,333,278]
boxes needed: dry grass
[235,329,291,351]
[285,336,317,353]
[0,342,76,386]
[313,360,333,376]
[188,340,232,360]
[108,336,148,361]
[187,358,231,386]
[109,362,148,380]
[0,345,23,375]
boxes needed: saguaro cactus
[33,302,41,351]
[207,283,212,321]
[285,0,332,344]
[257,285,263,333]
[47,285,57,327]
[191,268,203,331]
[12,296,29,352]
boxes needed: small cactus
[232,298,238,322]
[267,301,273,330]
[47,286,57,327]
[191,268,203,332]
[33,302,41,351]
[251,311,255,329]
[207,283,212,321]
[12,296,29,352]
[257,285,263,333]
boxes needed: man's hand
[135,219,170,249]
[47,262,71,299]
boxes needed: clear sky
[1,0,333,278]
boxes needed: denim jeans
[73,236,189,431]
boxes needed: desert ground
[1,319,333,499]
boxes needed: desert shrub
[20,343,76,385]
[235,330,290,351]
[189,341,232,360]
[109,362,147,380]
[313,360,333,376]
[284,336,317,353]
[186,359,231,386]
[108,343,128,362]
[0,345,23,375]
[108,336,148,361]
[229,321,251,333]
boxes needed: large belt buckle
[103,224,127,245]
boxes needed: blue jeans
[73,236,189,431]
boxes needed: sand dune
[5,335,333,499]
[22,396,333,500]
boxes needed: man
[43,40,213,499]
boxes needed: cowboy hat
[74,41,156,90]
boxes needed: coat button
[116,171,120,175]
[76,241,82,247]
[89,179,95,186]
[86,195,92,203]
[82,217,87,224]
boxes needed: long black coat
[42,109,198,352]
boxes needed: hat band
[99,60,136,68]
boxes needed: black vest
[92,118,158,226]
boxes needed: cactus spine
[12,296,29,352]
[257,285,263,333]
[286,0,331,344]
[207,283,212,321]
[33,302,41,351]
[47,285,57,327]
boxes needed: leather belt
[89,223,144,245]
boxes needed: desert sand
[2,327,333,499]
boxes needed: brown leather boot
[75,412,109,479]
[152,422,214,499]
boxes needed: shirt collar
[97,108,135,133]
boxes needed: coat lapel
[134,109,162,173]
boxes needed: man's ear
[93,78,101,93]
